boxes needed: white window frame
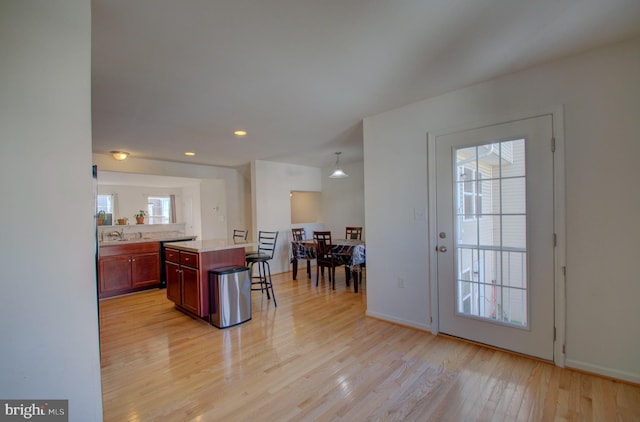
[97,194,114,214]
[147,196,171,224]
[458,166,483,221]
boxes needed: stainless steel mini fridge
[208,266,251,328]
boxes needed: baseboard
[365,310,431,332]
[566,358,640,385]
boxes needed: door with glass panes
[435,115,555,360]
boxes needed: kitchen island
[164,239,254,319]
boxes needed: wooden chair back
[313,231,333,259]
[345,226,362,240]
[291,228,306,241]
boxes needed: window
[97,194,114,214]
[458,167,483,220]
[454,139,529,327]
[147,196,171,224]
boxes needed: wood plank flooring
[99,271,640,421]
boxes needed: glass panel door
[435,115,555,360]
[455,139,528,327]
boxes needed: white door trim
[427,106,566,367]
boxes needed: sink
[101,238,128,243]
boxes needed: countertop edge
[165,240,257,253]
[99,236,197,247]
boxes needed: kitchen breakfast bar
[163,239,254,319]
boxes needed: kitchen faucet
[109,229,125,240]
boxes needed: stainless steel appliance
[208,266,251,328]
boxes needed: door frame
[427,106,566,367]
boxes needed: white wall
[182,184,202,237]
[200,179,228,239]
[291,191,322,224]
[252,159,366,274]
[93,154,250,239]
[363,37,640,383]
[321,160,366,240]
[252,160,322,273]
[0,1,103,419]
[98,184,185,225]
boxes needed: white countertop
[165,238,256,253]
[99,234,196,246]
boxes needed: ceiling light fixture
[184,151,196,156]
[111,151,129,161]
[329,152,348,178]
[234,130,247,137]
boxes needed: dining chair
[345,226,363,240]
[246,231,279,306]
[291,228,305,241]
[345,226,365,288]
[313,231,340,289]
[291,228,312,278]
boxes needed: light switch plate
[413,207,426,221]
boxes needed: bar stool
[245,231,278,306]
[233,229,248,242]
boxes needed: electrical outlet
[397,277,404,288]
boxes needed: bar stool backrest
[233,229,248,242]
[257,231,278,258]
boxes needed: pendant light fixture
[329,152,348,178]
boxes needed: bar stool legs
[246,230,278,307]
[249,259,277,306]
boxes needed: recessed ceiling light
[184,151,195,156]
[111,151,129,161]
[234,130,247,137]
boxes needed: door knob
[438,246,447,253]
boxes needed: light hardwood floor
[100,270,640,421]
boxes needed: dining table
[291,238,366,292]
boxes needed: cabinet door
[99,255,132,294]
[181,266,200,315]
[131,252,160,288]
[166,261,182,304]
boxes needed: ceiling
[91,0,640,169]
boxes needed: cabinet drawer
[165,248,180,263]
[180,251,199,268]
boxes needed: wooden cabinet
[99,255,132,294]
[181,266,200,315]
[165,260,182,304]
[164,246,246,318]
[165,248,203,315]
[99,242,160,298]
[132,252,161,288]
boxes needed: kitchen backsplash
[98,223,186,242]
